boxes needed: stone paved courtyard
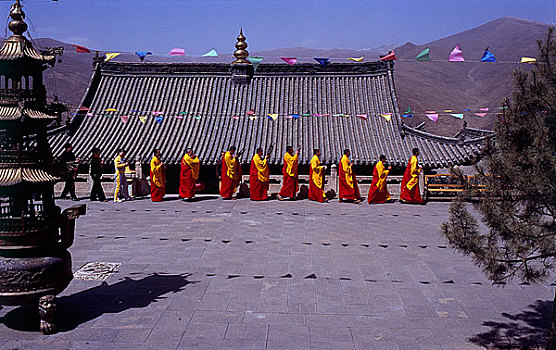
[0,196,554,350]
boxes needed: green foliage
[442,27,556,285]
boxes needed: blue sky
[14,0,556,55]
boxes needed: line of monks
[149,146,425,204]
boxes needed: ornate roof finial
[8,0,27,36]
[232,28,250,64]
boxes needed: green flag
[202,49,218,57]
[415,47,431,61]
[249,56,264,71]
[404,106,412,114]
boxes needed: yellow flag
[267,113,278,121]
[520,57,536,64]
[443,110,452,113]
[105,52,121,62]
[139,115,147,123]
[380,113,392,122]
[348,57,363,62]
[105,108,118,112]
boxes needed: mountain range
[33,17,549,136]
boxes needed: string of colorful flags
[72,105,508,124]
[72,44,538,65]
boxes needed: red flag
[73,45,91,53]
[380,50,397,61]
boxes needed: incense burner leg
[39,295,57,335]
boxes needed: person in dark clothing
[60,143,79,200]
[90,147,107,201]
[216,151,225,191]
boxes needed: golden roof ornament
[232,28,250,64]
[8,0,27,36]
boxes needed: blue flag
[291,114,301,119]
[155,116,163,124]
[314,57,330,67]
[481,47,496,62]
[135,51,152,61]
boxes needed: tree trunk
[547,290,556,350]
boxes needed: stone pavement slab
[0,195,553,349]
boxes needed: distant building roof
[50,60,493,169]
[0,105,57,120]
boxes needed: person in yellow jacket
[309,149,328,202]
[114,149,131,202]
[180,148,204,200]
[249,147,270,201]
[150,149,166,202]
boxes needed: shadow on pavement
[0,273,194,332]
[471,298,553,349]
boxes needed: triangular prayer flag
[249,56,264,71]
[332,114,342,117]
[380,113,392,122]
[105,114,113,118]
[356,114,368,120]
[281,57,297,66]
[449,44,465,62]
[246,110,255,116]
[475,113,487,117]
[461,108,470,112]
[179,112,188,115]
[404,106,412,114]
[105,53,121,62]
[380,50,397,61]
[444,110,453,113]
[480,107,489,111]
[291,114,300,119]
[69,113,76,116]
[415,47,431,61]
[169,48,185,56]
[86,112,94,117]
[321,114,330,117]
[202,49,218,57]
[231,115,240,120]
[480,47,496,62]
[130,110,141,113]
[312,113,323,117]
[155,116,163,124]
[79,105,89,111]
[249,115,257,120]
[451,113,464,119]
[314,57,330,67]
[176,114,183,119]
[302,114,311,117]
[267,113,278,121]
[343,114,351,117]
[348,57,363,62]
[403,106,413,118]
[120,115,129,124]
[193,116,201,120]
[152,111,163,115]
[139,116,147,123]
[284,115,293,119]
[135,51,152,61]
[73,44,91,53]
[520,57,536,64]
[105,108,118,112]
[426,113,439,123]
[446,47,465,61]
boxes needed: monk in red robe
[400,147,424,204]
[277,146,299,200]
[150,148,166,202]
[368,155,392,204]
[250,147,270,201]
[179,148,202,201]
[220,146,242,199]
[339,149,362,203]
[309,149,328,202]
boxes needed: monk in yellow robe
[180,148,203,200]
[309,149,327,202]
[220,146,242,199]
[150,148,166,202]
[114,148,131,202]
[250,147,270,201]
[338,149,362,203]
[400,147,424,204]
[368,155,392,203]
[277,146,299,200]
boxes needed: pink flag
[79,105,89,111]
[176,115,184,119]
[284,115,293,119]
[426,113,439,122]
[356,114,368,120]
[169,48,185,56]
[152,111,164,115]
[312,113,323,117]
[281,57,298,66]
[246,109,255,115]
[231,115,240,120]
[120,115,129,124]
[479,107,489,111]
[321,114,330,117]
[475,113,487,117]
[449,44,465,62]
[86,112,94,117]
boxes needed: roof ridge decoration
[232,28,249,64]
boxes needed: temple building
[50,31,493,191]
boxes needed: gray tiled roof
[50,61,492,169]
